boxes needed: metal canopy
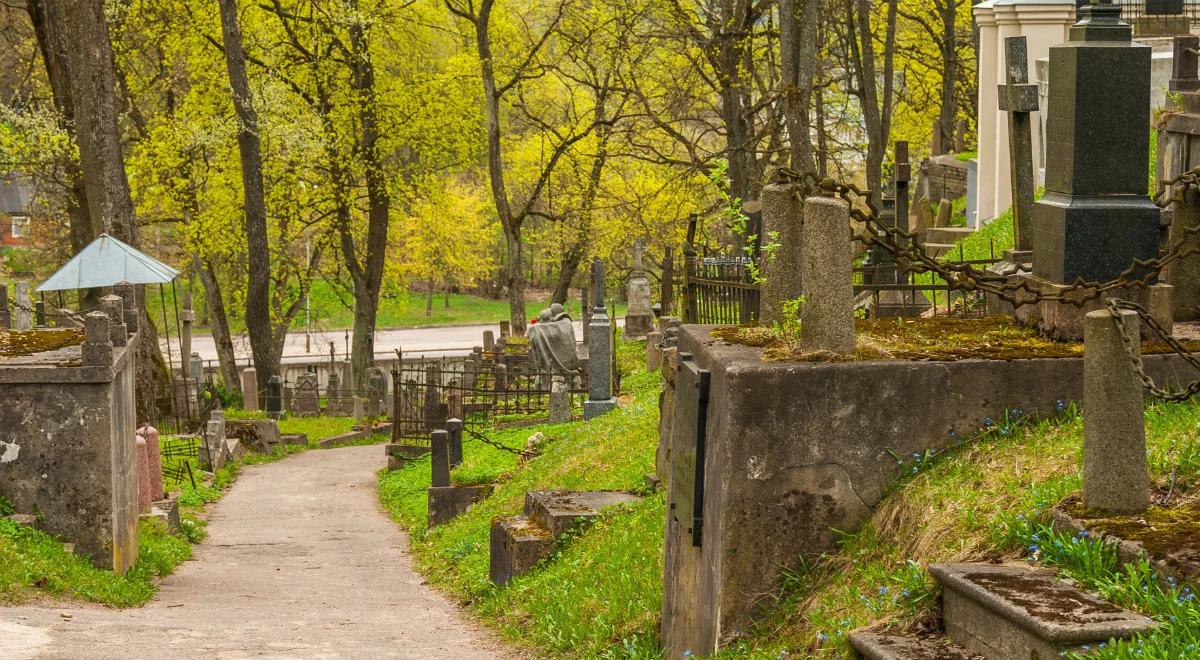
[36,233,179,292]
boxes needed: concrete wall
[660,324,1200,656]
[0,335,139,572]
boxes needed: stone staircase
[489,490,640,585]
[850,563,1155,659]
[919,226,974,260]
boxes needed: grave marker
[431,430,451,488]
[585,259,616,419]
[624,239,655,339]
[14,282,31,330]
[1169,35,1200,92]
[241,368,259,411]
[999,36,1039,258]
[550,375,571,423]
[0,283,8,328]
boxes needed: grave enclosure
[659,10,1200,656]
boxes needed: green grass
[149,279,627,335]
[722,398,1200,657]
[378,340,663,657]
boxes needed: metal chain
[4,297,87,325]
[1104,298,1200,403]
[463,425,535,457]
[774,167,1200,309]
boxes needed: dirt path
[2,445,512,659]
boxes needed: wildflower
[1056,400,1066,413]
[878,586,889,596]
[817,633,828,642]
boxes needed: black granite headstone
[1033,1,1159,284]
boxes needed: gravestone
[999,35,1039,258]
[875,142,930,317]
[550,375,571,423]
[294,372,320,416]
[180,293,194,389]
[581,286,591,330]
[13,281,31,330]
[447,418,464,467]
[1032,4,1159,285]
[365,366,388,417]
[266,375,283,419]
[624,239,655,339]
[935,199,952,228]
[1159,38,1200,321]
[1170,35,1200,93]
[0,283,9,329]
[912,196,932,234]
[585,259,616,419]
[499,320,511,339]
[646,330,664,371]
[423,365,447,430]
[1083,308,1149,514]
[483,330,495,356]
[189,352,203,383]
[326,371,348,416]
[241,368,259,411]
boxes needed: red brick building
[0,174,32,247]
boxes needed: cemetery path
[1,444,515,660]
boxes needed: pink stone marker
[136,436,153,513]
[142,426,165,500]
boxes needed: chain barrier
[774,166,1200,309]
[463,425,536,458]
[1105,298,1200,403]
[4,297,87,325]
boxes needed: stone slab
[849,632,982,660]
[931,563,1154,658]
[584,398,617,420]
[489,515,554,586]
[428,485,491,528]
[225,418,282,453]
[524,490,641,539]
[317,429,368,449]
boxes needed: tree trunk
[194,256,241,398]
[443,283,450,309]
[426,281,434,316]
[216,0,276,391]
[551,245,584,305]
[939,0,957,150]
[851,0,897,208]
[780,0,820,173]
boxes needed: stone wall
[660,324,1200,656]
[917,155,968,205]
[0,331,139,572]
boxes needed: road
[1,444,513,659]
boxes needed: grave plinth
[0,320,140,572]
[660,323,1200,656]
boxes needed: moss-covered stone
[0,329,85,358]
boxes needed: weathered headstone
[189,352,202,383]
[447,418,464,467]
[266,375,283,419]
[241,368,259,411]
[483,330,495,356]
[499,320,511,339]
[999,35,1039,258]
[424,365,447,429]
[646,331,664,371]
[1083,308,1149,514]
[13,281,32,330]
[585,259,616,419]
[326,371,345,415]
[365,366,388,417]
[935,198,953,228]
[624,239,655,339]
[800,195,855,354]
[550,375,571,423]
[581,286,591,330]
[759,175,804,326]
[294,372,320,416]
[1170,35,1200,93]
[913,196,933,234]
[1032,4,1158,285]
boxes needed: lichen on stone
[0,329,85,358]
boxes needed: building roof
[0,174,32,215]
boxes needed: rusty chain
[1104,298,1200,403]
[774,166,1200,309]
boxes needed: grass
[720,398,1200,657]
[149,279,627,335]
[377,339,663,657]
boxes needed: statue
[528,304,580,387]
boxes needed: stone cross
[1170,35,1200,93]
[0,283,9,329]
[591,259,607,313]
[180,292,194,386]
[894,140,911,235]
[632,238,645,273]
[14,281,32,330]
[998,36,1039,255]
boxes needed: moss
[1066,500,1200,561]
[711,317,1200,363]
[0,329,85,358]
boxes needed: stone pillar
[136,435,152,513]
[550,375,571,423]
[483,330,495,356]
[241,368,259,411]
[759,180,804,326]
[0,283,9,329]
[99,295,127,347]
[190,353,203,383]
[141,426,165,502]
[1169,186,1200,321]
[581,287,591,330]
[114,284,140,334]
[13,281,32,330]
[82,312,114,366]
[647,331,664,371]
[499,320,511,339]
[447,418,464,467]
[799,195,855,354]
[585,259,617,419]
[266,375,283,419]
[431,429,451,488]
[1083,309,1149,514]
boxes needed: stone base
[225,418,282,453]
[623,312,655,339]
[1011,274,1174,341]
[428,485,491,527]
[1050,500,1200,586]
[281,433,308,446]
[931,563,1154,658]
[141,496,181,535]
[385,443,429,471]
[872,289,931,318]
[849,632,979,660]
[525,490,640,538]
[584,398,617,420]
[489,516,554,586]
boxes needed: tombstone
[661,247,675,317]
[0,283,9,329]
[624,239,655,339]
[446,380,463,420]
[483,330,496,356]
[876,143,930,318]
[759,175,805,326]
[430,430,451,488]
[581,287,592,330]
[935,198,953,228]
[999,35,1039,259]
[265,375,283,419]
[352,397,366,421]
[549,375,571,423]
[424,365,447,429]
[326,371,345,415]
[799,194,855,354]
[646,331,664,372]
[912,196,933,234]
[1162,38,1200,321]
[99,295,127,347]
[189,352,203,383]
[930,118,947,157]
[585,259,616,419]
[283,384,295,412]
[294,372,320,416]
[13,281,31,330]
[1033,5,1159,285]
[1169,35,1200,93]
[364,366,388,417]
[140,426,165,502]
[1083,308,1149,514]
[241,368,259,411]
[499,320,511,339]
[446,418,464,467]
[33,300,44,327]
[200,418,228,471]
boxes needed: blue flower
[1056,400,1066,412]
[817,633,828,642]
[878,586,889,595]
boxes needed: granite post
[180,293,194,387]
[266,375,283,419]
[241,368,259,411]
[14,281,32,330]
[430,430,451,488]
[141,426,165,502]
[447,418,464,467]
[1083,308,1149,514]
[585,259,617,419]
[550,375,571,423]
[135,435,153,513]
[81,311,113,366]
[99,295,127,347]
[799,195,855,354]
[759,177,804,326]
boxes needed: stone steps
[489,490,640,585]
[851,563,1155,660]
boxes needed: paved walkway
[1,445,512,659]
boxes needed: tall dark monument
[1033,0,1159,284]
